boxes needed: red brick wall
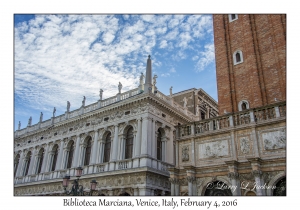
[213,14,286,115]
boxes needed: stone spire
[144,55,152,92]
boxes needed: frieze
[199,139,229,159]
[239,137,251,155]
[262,128,286,150]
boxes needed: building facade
[14,14,286,196]
[14,56,217,196]
[168,14,286,196]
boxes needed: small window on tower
[229,14,238,22]
[233,50,243,65]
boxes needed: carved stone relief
[262,128,286,150]
[239,137,250,155]
[199,140,229,159]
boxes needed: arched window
[238,100,250,111]
[103,133,111,163]
[14,154,20,176]
[51,145,58,171]
[66,141,74,169]
[241,102,247,110]
[157,129,162,161]
[37,148,44,174]
[236,52,241,63]
[125,127,134,159]
[84,137,92,166]
[229,14,238,22]
[24,151,32,176]
[233,50,243,65]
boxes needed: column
[133,188,139,196]
[91,130,99,164]
[98,140,104,163]
[187,176,196,196]
[248,158,266,196]
[111,124,119,161]
[73,135,81,167]
[141,117,150,155]
[162,138,166,162]
[174,178,180,196]
[134,119,142,157]
[228,172,241,196]
[16,150,24,177]
[28,148,36,175]
[151,120,156,158]
[41,144,49,173]
[170,179,175,196]
[118,135,124,160]
[56,140,65,170]
[225,161,241,195]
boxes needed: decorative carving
[186,176,196,183]
[228,172,239,180]
[182,146,189,162]
[240,137,250,154]
[251,170,262,178]
[199,140,229,158]
[118,82,122,94]
[262,129,286,150]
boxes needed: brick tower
[213,14,286,114]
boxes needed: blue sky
[14,14,217,130]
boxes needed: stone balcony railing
[15,88,197,137]
[14,156,173,185]
[177,101,286,138]
[15,88,142,137]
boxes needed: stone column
[162,137,167,162]
[91,130,99,164]
[174,178,180,196]
[134,118,142,157]
[248,158,266,196]
[252,170,266,196]
[141,117,151,156]
[225,160,241,195]
[187,176,196,196]
[73,135,81,167]
[41,144,50,173]
[133,188,139,196]
[56,140,65,170]
[111,124,119,161]
[28,148,36,175]
[228,172,241,195]
[151,120,156,158]
[169,178,176,196]
[118,135,124,160]
[98,139,104,163]
[16,150,24,177]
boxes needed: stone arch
[102,131,112,163]
[238,100,250,111]
[199,176,233,196]
[266,171,286,196]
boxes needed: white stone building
[14,56,216,196]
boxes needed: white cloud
[14,14,215,124]
[195,43,215,72]
[159,40,168,49]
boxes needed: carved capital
[228,172,240,180]
[169,178,180,185]
[251,170,263,178]
[186,176,196,183]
